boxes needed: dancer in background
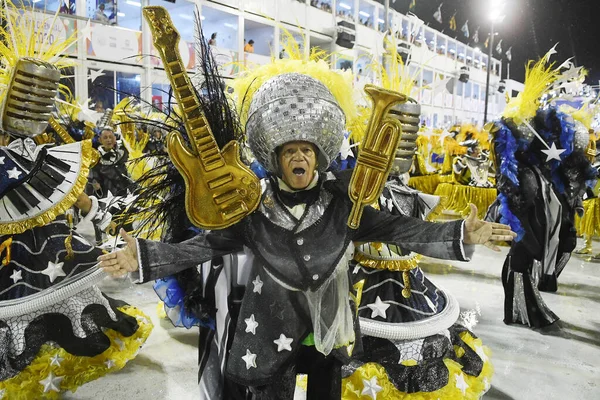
[0,7,152,399]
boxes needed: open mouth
[292,167,306,176]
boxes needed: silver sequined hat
[246,73,346,173]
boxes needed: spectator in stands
[94,3,110,24]
[244,39,255,53]
[208,32,217,46]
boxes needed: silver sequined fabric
[246,73,345,172]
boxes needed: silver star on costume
[367,296,390,319]
[98,234,126,251]
[9,269,22,284]
[105,359,116,369]
[361,376,382,399]
[7,167,22,180]
[49,354,64,367]
[455,372,469,395]
[99,190,122,210]
[474,344,488,362]
[252,275,263,294]
[541,142,566,162]
[39,372,64,393]
[0,156,5,164]
[241,349,257,370]
[114,338,125,350]
[42,261,66,283]
[244,314,259,335]
[273,333,293,352]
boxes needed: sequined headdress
[246,72,345,173]
[230,52,356,173]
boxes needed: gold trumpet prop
[347,85,407,229]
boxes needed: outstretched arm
[354,204,515,261]
[98,227,243,282]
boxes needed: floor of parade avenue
[68,229,600,400]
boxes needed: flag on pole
[433,4,443,24]
[409,0,416,10]
[449,13,457,31]
[495,39,503,54]
[473,27,479,43]
[461,20,469,38]
[505,46,512,61]
[484,35,490,48]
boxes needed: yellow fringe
[342,331,493,400]
[434,183,497,219]
[0,305,153,400]
[408,175,441,195]
[0,140,93,235]
[354,252,422,272]
[575,198,600,237]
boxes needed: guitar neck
[154,41,225,172]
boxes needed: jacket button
[296,238,304,245]
[313,274,319,280]
[303,254,311,261]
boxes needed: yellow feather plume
[502,52,561,124]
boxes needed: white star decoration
[7,167,22,180]
[367,296,390,319]
[114,338,125,350]
[542,42,559,62]
[42,261,66,283]
[244,314,259,335]
[541,142,566,162]
[241,349,257,370]
[88,69,105,83]
[9,269,22,284]
[0,156,5,164]
[483,377,491,391]
[49,354,64,367]
[252,275,263,294]
[105,359,116,369]
[273,333,293,352]
[79,19,93,41]
[39,371,64,393]
[455,372,469,395]
[98,234,127,251]
[474,344,488,362]
[99,190,121,210]
[361,376,383,399]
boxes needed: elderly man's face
[278,141,318,190]
[99,130,116,150]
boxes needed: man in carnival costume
[0,6,152,399]
[100,7,515,399]
[492,51,597,328]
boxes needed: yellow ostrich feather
[0,1,78,106]
[502,51,561,124]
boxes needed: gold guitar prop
[348,85,407,229]
[143,7,260,229]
